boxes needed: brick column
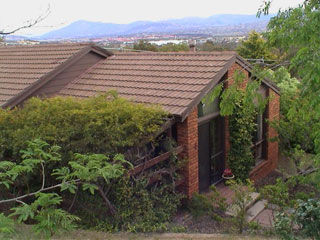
[177,107,199,199]
[266,88,280,169]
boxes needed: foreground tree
[0,139,129,238]
[257,1,320,239]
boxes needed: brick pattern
[177,107,199,198]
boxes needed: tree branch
[41,162,45,191]
[0,179,81,204]
[0,5,51,35]
[98,186,117,216]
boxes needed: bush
[296,199,320,239]
[228,179,255,233]
[0,94,183,233]
[109,177,183,232]
[188,186,226,219]
[0,92,167,163]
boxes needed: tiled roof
[0,43,95,107]
[59,52,236,117]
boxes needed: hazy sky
[1,0,302,36]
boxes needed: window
[252,111,266,164]
[198,96,219,118]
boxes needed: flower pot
[222,174,235,185]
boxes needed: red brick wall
[178,63,280,196]
[177,107,199,198]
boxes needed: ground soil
[171,210,232,234]
[254,170,284,191]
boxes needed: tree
[259,1,320,154]
[257,1,320,238]
[0,139,130,238]
[158,43,189,52]
[133,40,158,52]
[237,31,275,60]
[198,40,237,52]
[259,0,320,102]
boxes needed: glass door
[198,116,225,191]
[209,116,224,184]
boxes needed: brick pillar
[177,107,199,199]
[266,88,280,169]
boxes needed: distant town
[1,33,247,52]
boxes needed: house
[0,43,280,198]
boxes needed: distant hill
[34,14,274,40]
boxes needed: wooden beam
[129,145,183,175]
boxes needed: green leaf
[82,183,98,195]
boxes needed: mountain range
[9,14,275,40]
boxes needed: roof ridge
[114,51,236,56]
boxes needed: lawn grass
[1,224,278,240]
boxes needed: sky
[0,0,303,36]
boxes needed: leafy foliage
[0,94,183,235]
[158,43,189,52]
[274,212,297,240]
[0,213,15,235]
[211,70,267,180]
[274,199,320,240]
[295,199,320,239]
[11,193,80,239]
[198,40,237,52]
[0,139,130,238]
[133,40,158,52]
[262,67,316,154]
[237,31,276,60]
[228,179,255,234]
[188,186,226,219]
[264,0,320,155]
[87,176,183,232]
[0,93,167,163]
[133,40,189,52]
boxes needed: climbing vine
[206,69,268,180]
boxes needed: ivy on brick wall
[208,69,268,180]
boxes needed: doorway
[198,116,224,192]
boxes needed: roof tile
[60,51,235,116]
[0,43,92,107]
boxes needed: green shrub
[103,176,183,232]
[188,186,226,219]
[274,212,296,240]
[296,199,320,239]
[228,179,255,234]
[0,94,183,233]
[0,92,167,163]
[188,193,213,218]
[260,178,290,209]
